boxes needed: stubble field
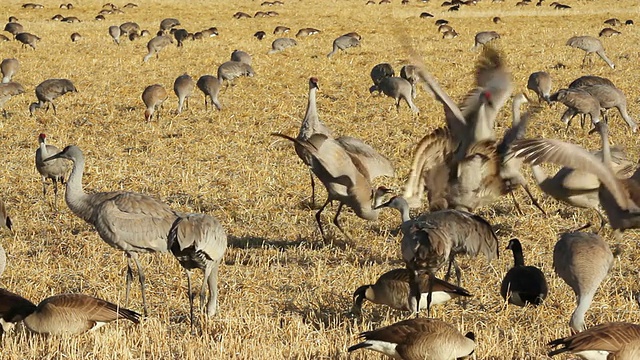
[1,0,640,359]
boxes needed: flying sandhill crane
[108,25,121,44]
[1,58,19,83]
[142,84,167,121]
[0,290,140,335]
[15,32,40,49]
[326,33,360,58]
[35,133,71,210]
[549,322,640,359]
[29,78,77,116]
[549,88,601,130]
[159,18,180,32]
[527,71,552,104]
[0,81,25,117]
[70,32,81,42]
[400,65,419,99]
[143,35,173,62]
[376,196,499,313]
[530,146,633,232]
[196,75,222,111]
[168,213,227,334]
[473,31,500,50]
[513,121,640,239]
[552,230,613,332]
[217,61,255,89]
[268,37,297,54]
[348,318,476,360]
[500,238,548,306]
[566,35,615,69]
[350,268,472,316]
[119,21,140,37]
[577,84,637,133]
[369,63,394,94]
[231,49,252,65]
[44,145,182,315]
[377,77,419,113]
[173,74,194,114]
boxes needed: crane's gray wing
[335,136,394,180]
[498,102,540,157]
[169,213,227,261]
[452,210,499,260]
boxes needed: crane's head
[38,133,46,143]
[309,77,319,90]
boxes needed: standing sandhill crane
[0,81,25,117]
[119,21,140,37]
[473,31,500,50]
[1,58,19,84]
[173,74,194,114]
[369,63,394,94]
[0,290,140,335]
[350,268,472,316]
[231,50,252,65]
[579,84,637,133]
[566,36,615,69]
[500,238,548,306]
[348,318,476,360]
[196,75,222,111]
[70,33,82,42]
[44,145,181,315]
[400,65,419,99]
[142,84,167,121]
[168,213,227,334]
[569,75,615,89]
[35,133,70,210]
[29,78,77,116]
[513,121,640,239]
[530,146,633,232]
[143,35,173,62]
[550,88,601,130]
[551,231,614,332]
[159,18,180,32]
[376,196,499,313]
[527,71,552,104]
[377,77,419,113]
[217,61,255,89]
[15,32,40,49]
[326,34,360,58]
[268,37,297,54]
[604,18,622,26]
[549,322,640,359]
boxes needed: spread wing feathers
[168,213,227,264]
[549,322,640,355]
[498,103,542,158]
[37,294,141,323]
[335,136,395,180]
[512,138,631,209]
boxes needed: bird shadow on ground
[277,295,355,332]
[227,234,351,251]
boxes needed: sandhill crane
[500,238,548,306]
[420,12,434,18]
[173,74,194,114]
[8,16,18,23]
[513,121,640,239]
[273,25,290,35]
[254,31,266,40]
[553,230,613,332]
[231,49,252,65]
[119,22,140,37]
[168,213,227,334]
[44,145,181,315]
[22,3,44,9]
[123,2,138,8]
[579,84,637,133]
[600,27,621,37]
[549,88,601,130]
[3,22,23,37]
[376,196,499,313]
[400,65,419,99]
[0,290,140,335]
[35,134,70,209]
[549,322,640,359]
[0,243,4,278]
[142,84,167,121]
[160,18,180,32]
[566,36,615,69]
[29,78,77,116]
[348,318,475,360]
[15,33,40,49]
[377,77,419,113]
[569,75,615,89]
[296,28,320,38]
[217,61,255,88]
[1,58,19,83]
[143,35,173,62]
[473,31,500,50]
[268,37,297,54]
[196,75,222,111]
[530,146,632,232]
[327,34,360,58]
[350,268,472,316]
[369,63,394,94]
[527,71,552,104]
[0,81,25,117]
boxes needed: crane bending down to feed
[566,35,615,69]
[29,78,77,116]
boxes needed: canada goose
[377,77,419,113]
[578,84,637,133]
[142,84,168,121]
[435,19,449,26]
[0,81,25,117]
[527,71,552,104]
[350,268,472,315]
[173,29,189,47]
[70,32,81,42]
[604,18,622,26]
[29,78,77,116]
[173,74,194,114]
[369,63,395,94]
[568,75,615,89]
[254,31,266,40]
[599,28,621,37]
[143,35,173,62]
[420,12,434,18]
[119,22,140,37]
[273,25,290,35]
[1,58,19,84]
[442,30,459,39]
[327,34,360,58]
[500,238,548,306]
[268,37,297,54]
[493,16,503,24]
[159,18,180,32]
[35,133,71,210]
[566,36,615,69]
[348,318,475,360]
[625,20,634,25]
[0,290,140,335]
[549,322,640,359]
[196,75,222,111]
[552,231,613,332]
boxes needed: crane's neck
[65,155,93,223]
[599,122,612,168]
[570,291,595,332]
[299,87,329,137]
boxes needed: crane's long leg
[128,252,149,316]
[593,208,607,233]
[205,261,219,317]
[51,101,57,115]
[509,191,524,216]
[186,268,195,335]
[309,170,316,206]
[203,96,208,111]
[333,202,352,241]
[315,198,331,239]
[521,184,546,215]
[52,178,59,211]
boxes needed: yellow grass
[1,0,640,358]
